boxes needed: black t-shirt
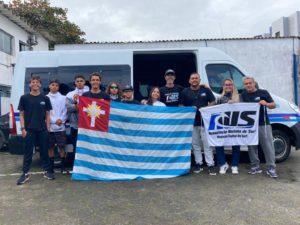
[159,85,184,106]
[18,93,52,131]
[180,86,215,126]
[82,91,110,100]
[240,89,274,125]
[121,99,140,105]
[216,93,232,104]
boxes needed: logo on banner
[208,111,256,130]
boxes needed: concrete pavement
[0,150,299,225]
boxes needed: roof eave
[0,1,54,42]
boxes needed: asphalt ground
[0,150,300,225]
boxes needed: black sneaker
[17,173,29,185]
[193,164,204,173]
[208,166,217,176]
[43,172,55,180]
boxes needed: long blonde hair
[221,78,240,102]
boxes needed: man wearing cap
[159,69,184,107]
[122,85,140,104]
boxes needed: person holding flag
[121,85,140,104]
[66,75,89,158]
[82,72,110,100]
[106,82,122,101]
[215,79,241,175]
[240,76,278,178]
[144,87,166,106]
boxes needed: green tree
[9,0,85,47]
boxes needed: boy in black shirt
[240,76,278,178]
[160,69,184,106]
[82,72,110,100]
[17,76,54,185]
[180,72,216,175]
[121,85,140,104]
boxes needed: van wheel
[273,129,291,163]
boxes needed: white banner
[200,103,260,147]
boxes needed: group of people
[16,69,278,185]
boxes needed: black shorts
[49,131,66,148]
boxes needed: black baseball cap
[165,69,176,76]
[123,84,134,91]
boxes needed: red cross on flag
[78,96,110,132]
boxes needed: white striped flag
[72,96,196,181]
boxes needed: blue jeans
[22,130,52,174]
[215,146,240,167]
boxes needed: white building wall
[56,38,300,104]
[288,11,300,36]
[271,11,300,37]
[272,17,289,37]
[32,36,49,51]
[0,14,49,114]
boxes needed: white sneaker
[231,166,239,175]
[219,163,229,174]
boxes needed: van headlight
[289,102,300,114]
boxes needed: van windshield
[24,65,130,95]
[205,64,245,94]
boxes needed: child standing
[47,79,68,173]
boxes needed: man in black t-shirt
[240,76,278,178]
[121,85,140,104]
[179,72,216,175]
[159,69,184,106]
[82,72,110,100]
[17,76,54,185]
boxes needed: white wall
[288,11,300,36]
[0,14,49,83]
[271,11,300,37]
[55,38,300,103]
[0,13,49,115]
[33,35,49,51]
[272,17,289,37]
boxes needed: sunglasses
[110,86,119,89]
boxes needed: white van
[8,47,300,162]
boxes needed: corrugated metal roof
[83,36,300,44]
[0,1,53,41]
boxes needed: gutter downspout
[293,37,298,105]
